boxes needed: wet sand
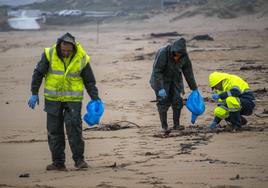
[0,13,268,187]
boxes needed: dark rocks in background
[253,88,267,95]
[150,31,183,38]
[240,65,267,70]
[191,34,214,41]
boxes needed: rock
[230,174,240,180]
[150,32,182,38]
[263,108,268,114]
[253,88,267,95]
[135,47,144,51]
[145,152,153,156]
[191,34,214,41]
[134,55,145,61]
[19,173,30,178]
[240,65,265,70]
[109,162,116,168]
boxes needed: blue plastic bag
[186,90,205,124]
[83,100,105,126]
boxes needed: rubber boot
[172,107,184,130]
[159,110,168,131]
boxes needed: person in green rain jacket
[208,72,255,130]
[28,33,100,171]
[150,38,198,134]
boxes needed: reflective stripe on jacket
[44,43,90,102]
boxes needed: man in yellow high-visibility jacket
[28,33,101,171]
[208,72,255,130]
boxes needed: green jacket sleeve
[181,55,197,90]
[152,50,167,91]
[31,53,49,95]
[81,63,100,100]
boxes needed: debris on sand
[235,59,256,64]
[240,65,267,70]
[153,125,266,138]
[177,134,213,155]
[153,126,207,138]
[125,37,143,41]
[133,52,155,61]
[104,162,129,169]
[19,173,30,178]
[150,31,182,38]
[1,139,46,144]
[135,47,144,51]
[230,174,240,180]
[254,111,268,118]
[253,88,267,95]
[107,162,117,168]
[145,152,158,156]
[139,176,165,185]
[153,125,267,156]
[214,125,266,133]
[112,60,119,64]
[179,143,197,154]
[84,121,140,131]
[263,108,268,114]
[191,34,214,41]
[134,55,145,61]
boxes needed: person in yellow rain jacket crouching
[208,72,255,130]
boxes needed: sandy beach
[0,11,268,188]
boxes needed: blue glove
[209,121,217,129]
[158,89,167,98]
[28,95,39,109]
[211,93,220,101]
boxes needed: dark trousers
[155,84,183,130]
[240,92,255,116]
[46,102,85,165]
[216,92,255,127]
